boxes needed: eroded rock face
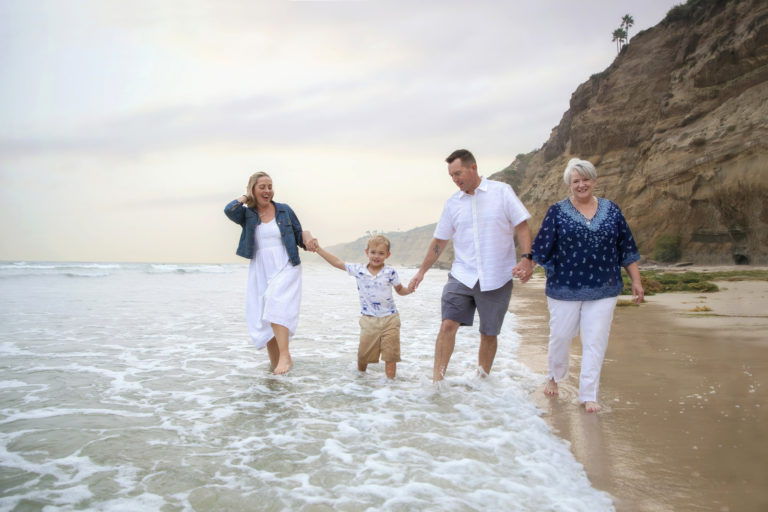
[494,0,768,264]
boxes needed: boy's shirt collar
[363,263,387,277]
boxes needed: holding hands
[511,257,534,284]
[303,231,319,252]
[408,272,424,294]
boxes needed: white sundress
[245,219,302,349]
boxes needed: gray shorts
[441,274,513,336]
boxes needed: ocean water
[0,262,613,511]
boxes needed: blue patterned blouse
[531,198,641,301]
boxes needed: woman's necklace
[572,196,598,225]
[257,205,273,220]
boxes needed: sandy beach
[510,270,768,511]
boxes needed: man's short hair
[445,149,476,166]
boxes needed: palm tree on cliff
[612,28,627,54]
[621,14,635,40]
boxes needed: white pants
[547,296,618,403]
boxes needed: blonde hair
[366,234,391,252]
[244,171,271,208]
[563,158,597,185]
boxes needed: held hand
[408,272,424,293]
[302,231,319,252]
[512,258,534,284]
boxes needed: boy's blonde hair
[366,234,391,251]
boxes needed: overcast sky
[0,0,680,263]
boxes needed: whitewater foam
[0,263,614,511]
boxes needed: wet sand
[510,272,768,512]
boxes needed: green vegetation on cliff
[663,0,729,25]
[620,269,768,296]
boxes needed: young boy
[316,235,411,379]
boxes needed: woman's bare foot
[266,338,279,368]
[273,357,292,375]
[584,401,602,413]
[544,378,558,396]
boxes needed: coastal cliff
[330,0,768,266]
[493,0,768,264]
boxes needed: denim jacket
[224,199,305,265]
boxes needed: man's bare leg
[544,378,559,396]
[357,361,367,372]
[434,319,459,381]
[478,334,498,377]
[271,323,292,374]
[265,337,279,369]
[584,401,602,413]
[385,361,396,379]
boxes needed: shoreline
[510,273,768,511]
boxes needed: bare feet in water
[584,401,602,413]
[273,357,292,375]
[544,378,558,396]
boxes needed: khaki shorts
[358,313,401,364]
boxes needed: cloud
[0,0,683,261]
[2,1,675,159]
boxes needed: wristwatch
[520,253,533,260]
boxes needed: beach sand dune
[512,274,768,512]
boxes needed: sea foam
[0,263,613,511]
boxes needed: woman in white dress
[224,172,317,374]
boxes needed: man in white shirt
[409,149,534,381]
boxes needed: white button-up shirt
[434,177,530,291]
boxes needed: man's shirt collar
[459,176,488,198]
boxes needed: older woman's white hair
[563,158,597,185]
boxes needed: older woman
[224,172,317,374]
[531,158,643,412]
